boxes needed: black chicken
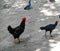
[40,21,58,37]
[7,17,26,43]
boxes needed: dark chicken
[40,21,58,37]
[7,17,26,43]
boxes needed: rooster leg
[50,30,53,37]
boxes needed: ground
[0,0,60,51]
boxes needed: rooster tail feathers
[8,25,14,31]
[7,25,12,30]
[40,27,45,30]
[7,25,14,34]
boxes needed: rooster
[24,0,31,10]
[7,17,26,43]
[40,21,58,37]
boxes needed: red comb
[22,17,26,21]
